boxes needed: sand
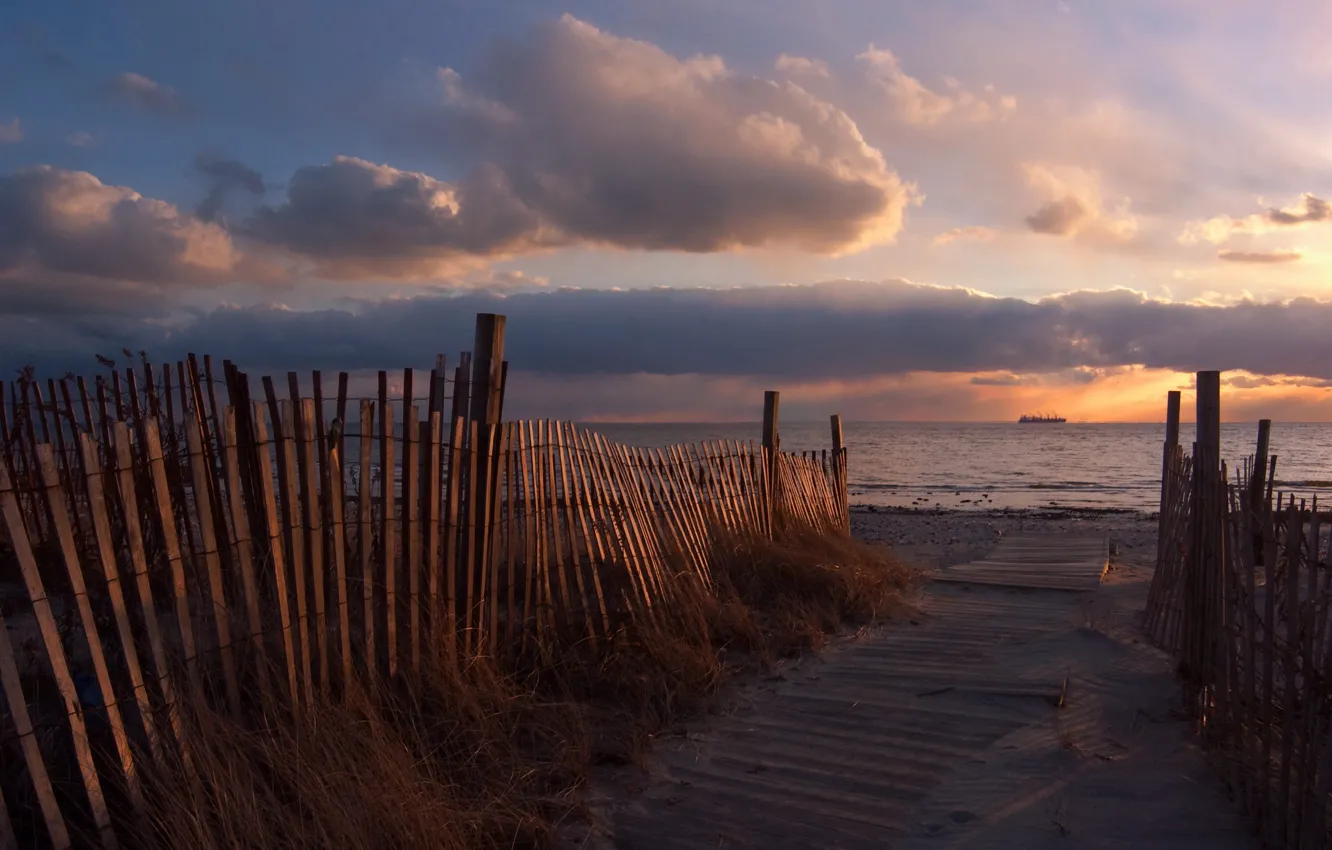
[568,507,1260,849]
[852,505,1160,571]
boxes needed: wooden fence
[0,313,850,850]
[1146,375,1332,849]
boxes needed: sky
[2,0,1332,422]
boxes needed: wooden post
[470,314,507,428]
[762,391,779,536]
[830,414,846,530]
[1156,391,1181,570]
[1186,372,1221,700]
[469,314,506,588]
[1250,419,1272,566]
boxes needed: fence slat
[359,399,375,677]
[144,419,206,708]
[500,422,517,650]
[327,421,353,693]
[186,414,242,716]
[485,423,507,656]
[221,407,271,705]
[465,419,483,651]
[442,413,463,663]
[380,400,397,676]
[278,401,313,704]
[528,420,554,635]
[424,411,442,654]
[403,411,420,673]
[250,404,300,708]
[299,398,328,697]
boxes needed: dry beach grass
[111,528,914,850]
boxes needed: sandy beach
[851,505,1160,571]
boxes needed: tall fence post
[830,414,847,531]
[469,314,506,637]
[1185,371,1221,711]
[1156,391,1181,570]
[762,391,780,536]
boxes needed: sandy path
[577,532,1258,849]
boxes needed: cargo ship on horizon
[1018,412,1067,424]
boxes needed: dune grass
[119,529,914,850]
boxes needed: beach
[852,504,1160,571]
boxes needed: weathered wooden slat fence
[1145,373,1332,849]
[0,313,850,850]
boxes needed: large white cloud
[0,166,241,286]
[415,15,914,256]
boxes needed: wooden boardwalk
[589,537,1255,850]
[932,534,1109,591]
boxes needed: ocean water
[584,422,1332,514]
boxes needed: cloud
[1025,197,1087,236]
[857,46,1016,127]
[933,226,996,246]
[774,54,830,78]
[16,280,1332,389]
[0,166,246,316]
[1223,373,1332,390]
[0,119,22,143]
[414,15,913,256]
[1218,249,1302,264]
[194,154,266,222]
[103,72,183,117]
[1022,164,1137,245]
[440,269,550,294]
[970,374,1033,386]
[66,131,97,148]
[1180,193,1332,244]
[245,156,547,278]
[1268,194,1330,225]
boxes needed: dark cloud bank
[4,281,1332,384]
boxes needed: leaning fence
[1146,375,1332,849]
[0,313,850,850]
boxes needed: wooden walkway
[932,534,1109,591]
[589,537,1255,850]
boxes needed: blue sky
[3,1,1332,420]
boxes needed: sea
[584,422,1332,514]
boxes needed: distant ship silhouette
[1017,412,1067,424]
